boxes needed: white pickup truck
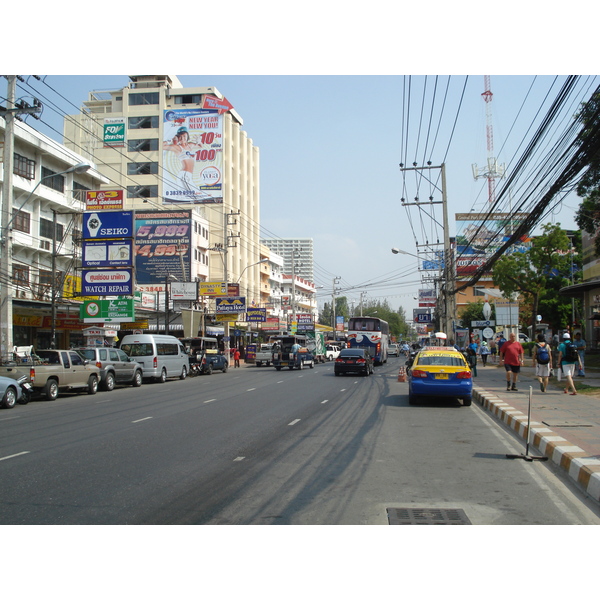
[325,344,341,361]
[255,343,274,367]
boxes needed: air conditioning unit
[39,240,51,250]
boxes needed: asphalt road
[1,359,599,525]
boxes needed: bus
[347,316,389,365]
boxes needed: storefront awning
[559,279,600,298]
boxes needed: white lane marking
[204,399,217,404]
[288,419,301,426]
[233,456,245,462]
[321,399,329,404]
[340,389,346,392]
[277,381,284,384]
[247,388,256,391]
[132,417,153,423]
[0,451,30,462]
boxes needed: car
[388,343,400,356]
[200,350,229,374]
[76,347,144,390]
[334,348,374,376]
[325,345,341,361]
[407,347,472,406]
[0,375,26,409]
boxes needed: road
[1,359,599,525]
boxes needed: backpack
[536,343,550,365]
[563,341,579,362]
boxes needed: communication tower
[472,75,505,203]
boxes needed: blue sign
[83,211,134,240]
[216,297,246,313]
[82,239,133,268]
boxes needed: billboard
[134,211,191,284]
[163,108,224,204]
[83,211,134,240]
[455,212,531,278]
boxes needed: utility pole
[332,276,340,341]
[1,76,42,355]
[399,162,455,337]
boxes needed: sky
[2,5,597,329]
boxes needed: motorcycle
[17,375,32,404]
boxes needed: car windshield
[77,349,96,360]
[417,356,465,367]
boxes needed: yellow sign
[64,274,98,301]
[215,314,238,322]
[198,281,227,297]
[121,321,149,330]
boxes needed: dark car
[76,347,143,390]
[334,348,374,376]
[196,351,229,375]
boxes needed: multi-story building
[0,115,108,352]
[261,238,314,283]
[63,75,262,324]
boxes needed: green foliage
[458,300,496,327]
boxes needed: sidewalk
[471,360,600,504]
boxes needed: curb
[472,385,600,504]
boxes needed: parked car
[388,343,400,356]
[76,347,143,390]
[199,350,229,374]
[407,347,472,406]
[120,334,189,382]
[334,348,374,376]
[0,375,26,409]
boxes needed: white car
[325,345,341,361]
[388,344,400,356]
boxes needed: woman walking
[479,340,490,366]
[533,333,552,392]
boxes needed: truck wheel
[266,361,271,367]
[222,363,228,373]
[1,386,17,409]
[45,379,59,401]
[88,375,98,395]
[309,362,314,369]
[205,364,213,375]
[157,368,167,383]
[103,372,115,392]
[132,370,143,387]
[180,365,188,380]
[276,367,281,371]
[256,362,261,367]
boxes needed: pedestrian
[466,346,478,376]
[573,332,586,377]
[499,332,524,391]
[233,348,240,368]
[479,340,490,366]
[489,339,497,363]
[533,333,552,392]
[551,340,562,382]
[558,332,582,395]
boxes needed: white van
[119,334,189,382]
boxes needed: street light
[391,247,419,259]
[235,258,269,283]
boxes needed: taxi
[407,346,472,406]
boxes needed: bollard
[397,366,406,382]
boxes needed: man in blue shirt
[558,332,582,395]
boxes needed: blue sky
[3,7,596,320]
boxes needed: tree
[492,224,572,336]
[458,300,496,327]
[575,90,600,256]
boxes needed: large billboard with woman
[163,108,223,204]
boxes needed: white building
[0,115,108,351]
[261,238,314,283]
[63,75,262,324]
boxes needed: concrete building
[261,238,314,283]
[63,75,262,322]
[0,115,108,352]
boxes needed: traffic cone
[398,366,406,382]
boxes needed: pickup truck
[273,347,314,371]
[255,344,274,367]
[0,349,100,400]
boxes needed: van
[119,334,189,382]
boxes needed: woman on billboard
[163,126,213,202]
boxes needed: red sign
[202,95,233,114]
[86,190,124,211]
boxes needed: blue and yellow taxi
[407,346,472,406]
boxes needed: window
[13,153,35,179]
[127,162,158,175]
[174,94,202,104]
[40,217,64,241]
[128,116,159,129]
[41,167,65,193]
[128,92,159,106]
[13,265,29,285]
[73,181,90,203]
[127,185,158,199]
[127,139,159,152]
[12,210,30,234]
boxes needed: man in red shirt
[499,331,525,391]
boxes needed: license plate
[435,374,449,379]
